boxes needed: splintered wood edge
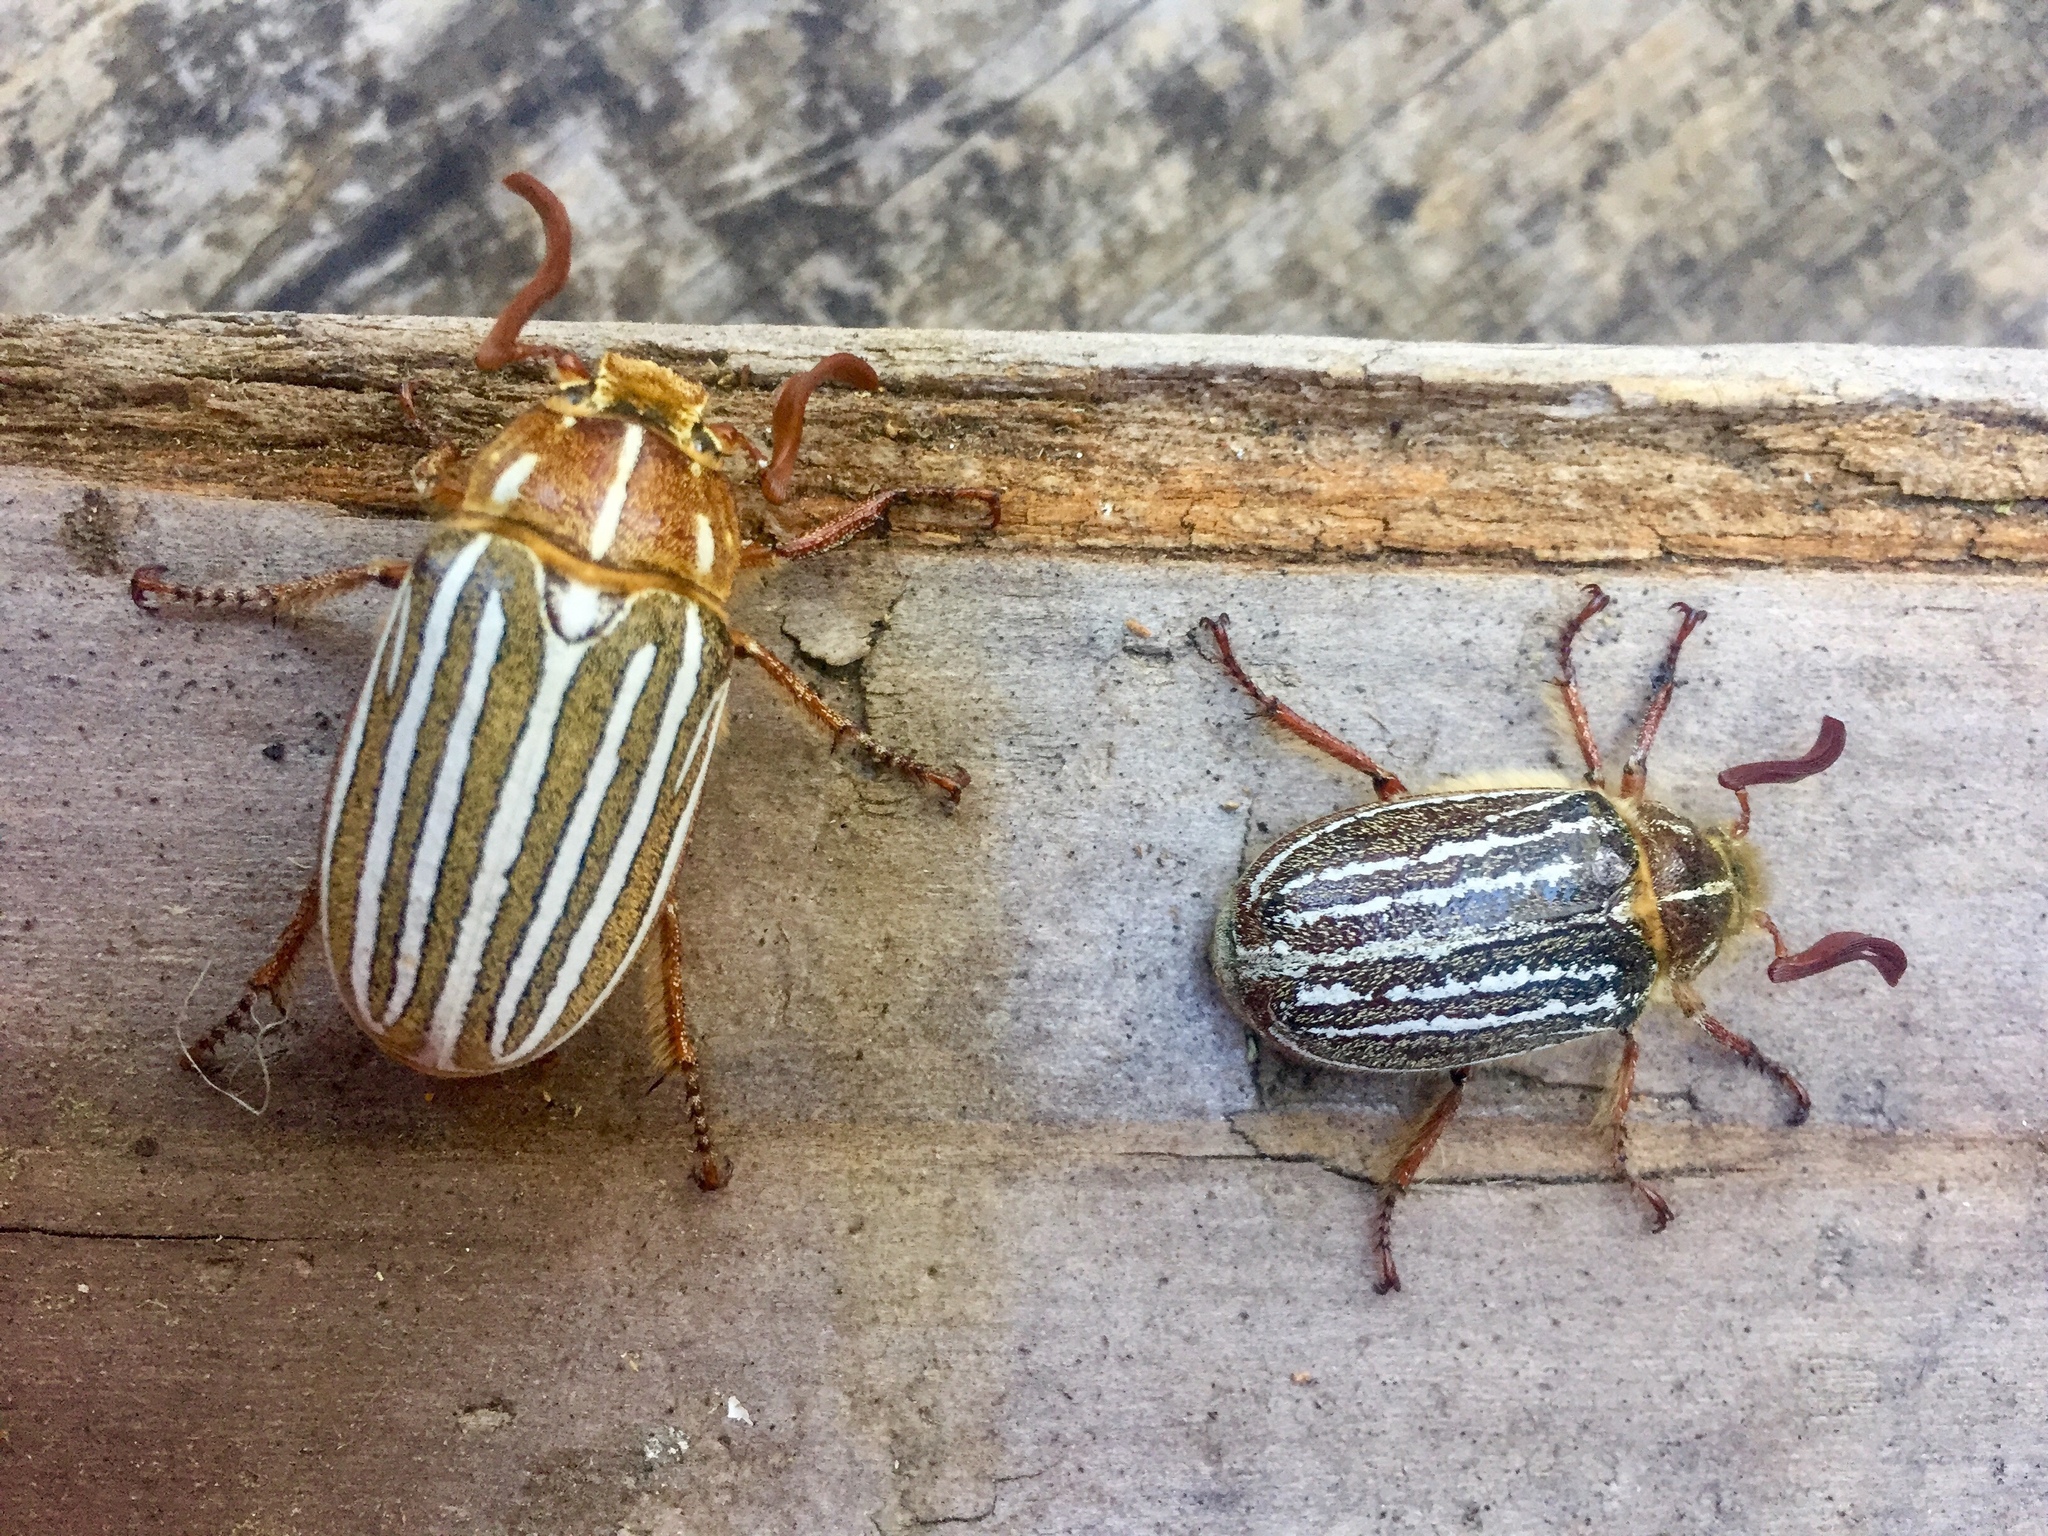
[4,311,2048,568]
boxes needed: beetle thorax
[459,351,743,601]
[1627,799,1761,981]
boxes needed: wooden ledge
[4,312,2047,567]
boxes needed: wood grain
[4,461,2045,1529]
[5,3,2047,349]
[6,313,2048,567]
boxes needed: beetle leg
[181,876,322,1083]
[651,900,729,1191]
[395,382,471,512]
[1196,615,1407,801]
[769,486,1002,561]
[1617,601,1708,800]
[703,422,768,470]
[1694,1013,1813,1126]
[1369,1068,1469,1294]
[1604,1031,1674,1230]
[131,559,410,616]
[1673,978,1812,1125]
[730,628,969,802]
[1553,584,1610,782]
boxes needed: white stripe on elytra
[489,452,540,505]
[1294,961,1621,1010]
[1278,855,1584,928]
[321,571,416,912]
[498,611,710,1063]
[382,579,412,695]
[694,513,715,573]
[422,582,593,1070]
[1300,989,1627,1040]
[586,424,644,561]
[378,587,507,1029]
[1276,815,1604,896]
[488,641,660,1058]
[1237,908,1627,976]
[544,675,729,1056]
[348,535,491,1017]
[1244,790,1581,904]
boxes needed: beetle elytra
[1203,587,1906,1292]
[131,173,997,1187]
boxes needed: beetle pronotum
[1203,587,1906,1292]
[131,173,996,1187]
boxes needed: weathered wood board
[3,330,2047,1533]
[6,315,2048,567]
[7,0,2048,349]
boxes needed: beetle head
[546,353,727,471]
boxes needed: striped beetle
[1203,588,1906,1292]
[131,174,995,1186]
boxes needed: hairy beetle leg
[131,559,410,615]
[396,379,470,509]
[1690,1009,1812,1127]
[768,486,1002,562]
[1198,614,1407,801]
[731,629,969,801]
[652,900,728,1191]
[1618,602,1708,800]
[1554,584,1612,783]
[1605,1032,1674,1230]
[1370,1068,1469,1294]
[186,876,321,1075]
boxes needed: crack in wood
[0,1224,279,1244]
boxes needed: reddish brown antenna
[1720,716,1849,837]
[476,172,588,379]
[1765,927,1909,987]
[760,352,882,504]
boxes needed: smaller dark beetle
[1203,587,1906,1293]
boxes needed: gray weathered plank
[3,466,2043,1532]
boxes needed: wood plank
[2,468,2043,1530]
[5,314,2048,565]
[7,3,2048,350]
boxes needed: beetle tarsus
[1196,614,1408,801]
[1604,1033,1675,1230]
[1682,996,1813,1126]
[732,628,969,801]
[1554,584,1612,782]
[1618,601,1707,800]
[772,486,1001,560]
[128,560,409,615]
[653,900,728,1186]
[1370,1192,1403,1294]
[1631,1176,1675,1232]
[1367,1068,1468,1295]
[183,987,267,1074]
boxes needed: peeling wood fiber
[5,313,2048,567]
